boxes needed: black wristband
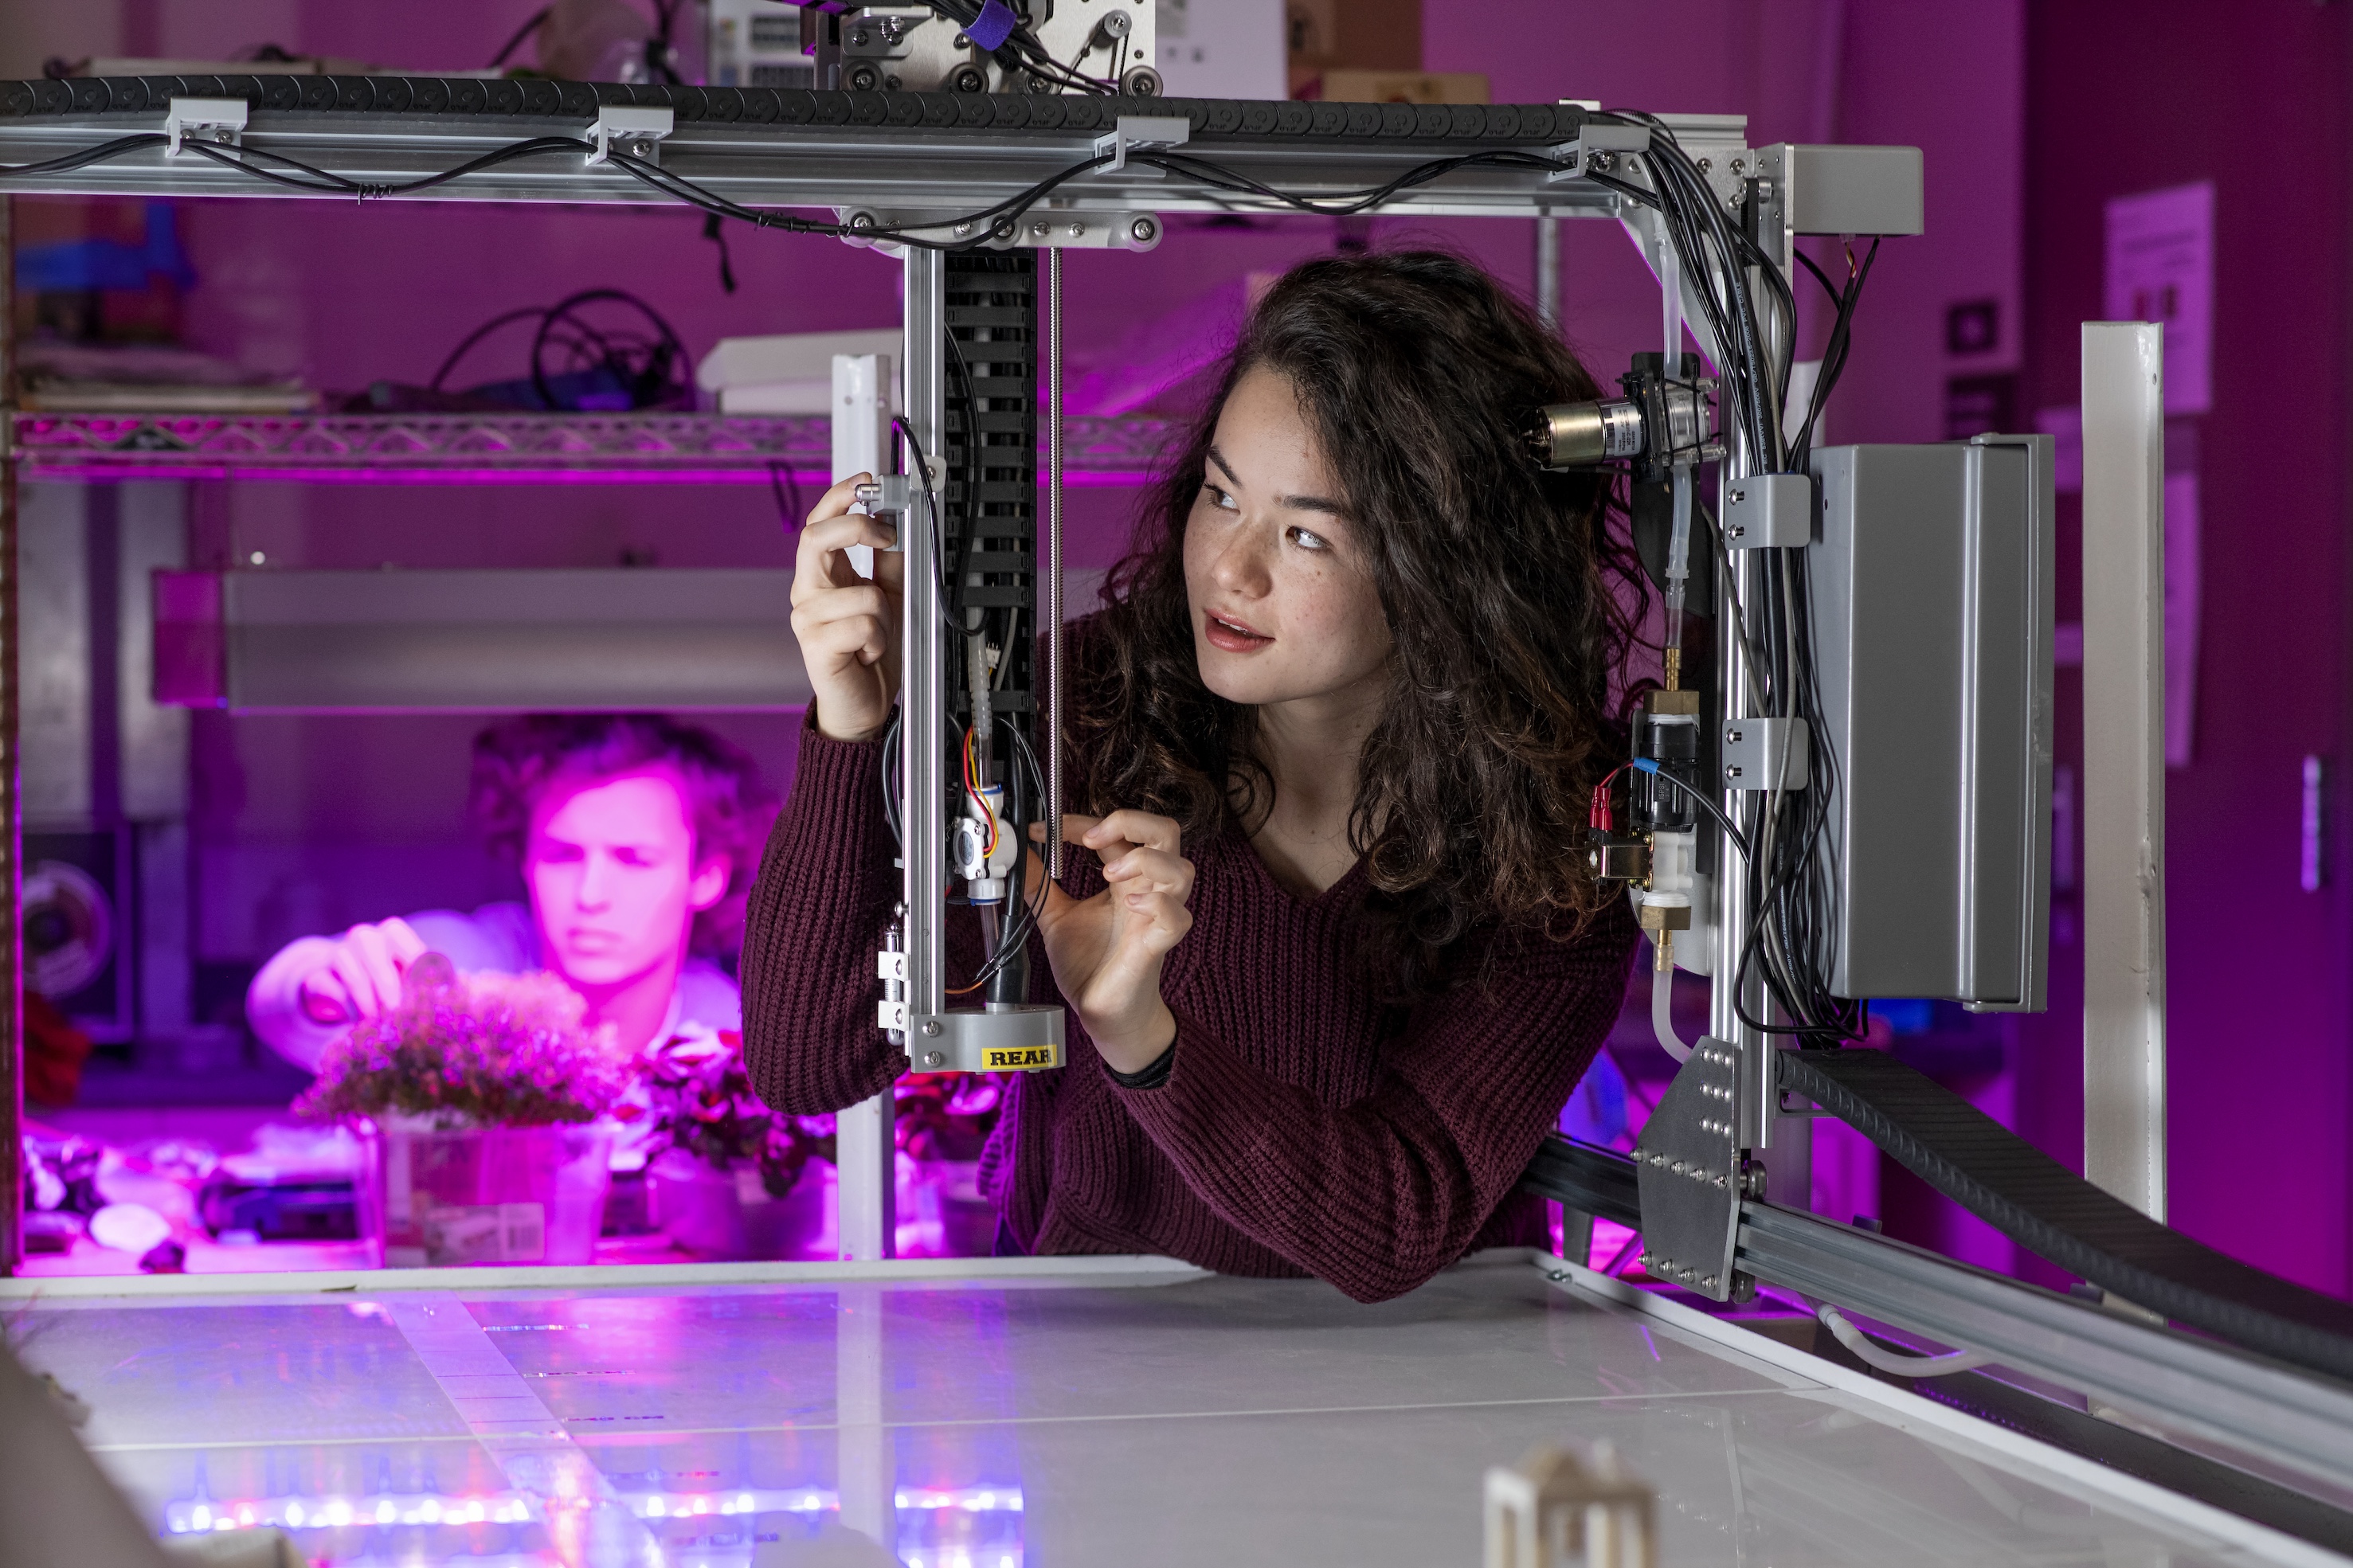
[1106,1040,1176,1090]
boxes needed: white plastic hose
[1813,1299,1991,1377]
[1652,956,1693,1063]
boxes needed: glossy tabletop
[6,1252,2296,1567]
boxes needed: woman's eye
[1286,526,1329,552]
[1204,482,1239,512]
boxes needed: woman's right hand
[791,472,904,742]
[296,917,426,1026]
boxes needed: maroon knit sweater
[740,719,1637,1304]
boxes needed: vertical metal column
[902,245,948,1026]
[0,194,19,1277]
[1535,216,1560,331]
[840,247,948,1263]
[1045,248,1064,878]
[2081,322,2167,1221]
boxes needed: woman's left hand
[1026,811,1195,1074]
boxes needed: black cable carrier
[0,75,1586,149]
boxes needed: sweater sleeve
[1113,905,1636,1303]
[739,719,910,1115]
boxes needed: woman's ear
[687,854,732,913]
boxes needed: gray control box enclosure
[1807,436,2053,1010]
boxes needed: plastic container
[360,1118,613,1268]
[648,1149,830,1261]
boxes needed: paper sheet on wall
[2164,471,2200,767]
[2104,182,2214,416]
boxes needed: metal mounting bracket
[589,105,674,168]
[165,97,247,158]
[1631,1037,1745,1301]
[1094,114,1190,174]
[1722,717,1810,792]
[1548,122,1649,182]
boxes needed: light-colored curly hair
[469,714,778,960]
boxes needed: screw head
[1129,216,1157,244]
[921,1019,942,1037]
[1068,221,1086,238]
[923,1050,945,1067]
[1030,220,1050,237]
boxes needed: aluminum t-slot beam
[0,101,1756,223]
[893,247,1064,1074]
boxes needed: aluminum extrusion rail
[1521,1135,2353,1496]
[0,77,1749,220]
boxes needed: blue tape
[968,0,1019,52]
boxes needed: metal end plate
[1631,1038,1744,1301]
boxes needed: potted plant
[298,954,632,1267]
[641,1032,829,1259]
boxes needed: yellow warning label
[981,1046,1063,1072]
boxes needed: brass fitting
[1636,900,1692,933]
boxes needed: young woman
[743,250,1642,1302]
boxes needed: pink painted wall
[2015,4,2353,1296]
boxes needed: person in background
[248,714,776,1071]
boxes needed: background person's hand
[790,472,905,742]
[1026,811,1195,1073]
[296,917,427,1026]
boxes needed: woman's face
[1182,366,1392,710]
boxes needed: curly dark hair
[1067,248,1645,995]
[469,714,779,959]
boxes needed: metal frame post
[840,244,951,1262]
[1045,247,1064,877]
[1,192,18,1277]
[2080,322,2167,1221]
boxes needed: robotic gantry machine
[6,14,2353,1508]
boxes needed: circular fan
[25,860,113,1000]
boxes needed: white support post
[2080,322,2167,1222]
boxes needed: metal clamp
[1548,122,1649,181]
[1722,471,1812,548]
[589,105,674,168]
[165,97,247,158]
[1722,717,1810,792]
[904,1006,1067,1073]
[1093,114,1190,174]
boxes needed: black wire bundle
[1585,116,1885,1047]
[914,1,1120,94]
[428,287,690,412]
[1732,239,1881,1046]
